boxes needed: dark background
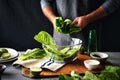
[0,0,53,51]
[0,0,120,51]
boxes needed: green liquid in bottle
[87,29,97,55]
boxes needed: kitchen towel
[13,38,82,71]
[12,55,65,71]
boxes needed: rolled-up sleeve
[40,0,54,10]
[102,0,120,14]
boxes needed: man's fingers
[72,18,78,25]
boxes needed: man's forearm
[85,6,108,24]
[42,6,57,23]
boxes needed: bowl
[42,38,82,62]
[0,64,6,74]
[90,52,109,62]
[84,59,100,70]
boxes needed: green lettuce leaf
[19,48,46,60]
[59,74,72,80]
[55,17,81,34]
[98,66,120,80]
[34,31,57,45]
[34,31,79,61]
[83,71,99,80]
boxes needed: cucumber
[0,48,8,56]
[0,48,8,53]
[30,67,42,76]
[1,52,11,59]
[0,52,2,57]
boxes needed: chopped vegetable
[0,48,11,59]
[0,48,8,53]
[30,67,42,76]
[1,52,11,59]
[0,48,8,57]
[55,17,81,34]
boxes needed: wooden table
[22,53,110,78]
[1,52,120,80]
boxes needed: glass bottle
[87,29,97,55]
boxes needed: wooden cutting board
[22,53,109,78]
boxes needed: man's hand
[72,16,89,29]
[72,6,107,29]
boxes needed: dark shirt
[41,0,120,19]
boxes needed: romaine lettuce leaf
[34,31,79,61]
[58,66,120,80]
[98,66,120,80]
[55,17,81,34]
[83,71,99,80]
[34,31,57,46]
[19,48,46,60]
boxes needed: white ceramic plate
[0,48,19,62]
[0,57,18,63]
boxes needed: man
[40,0,120,51]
